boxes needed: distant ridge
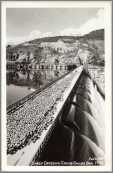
[7,29,104,48]
[84,29,104,40]
[27,29,104,44]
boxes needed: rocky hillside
[7,29,104,47]
[7,29,104,66]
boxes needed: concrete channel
[7,66,105,166]
[32,70,105,166]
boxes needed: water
[88,65,105,92]
[6,69,68,106]
[7,65,105,107]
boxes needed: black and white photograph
[1,1,112,171]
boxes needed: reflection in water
[7,65,104,107]
[88,65,104,91]
[7,69,69,106]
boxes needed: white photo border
[1,1,112,172]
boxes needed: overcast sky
[7,8,105,44]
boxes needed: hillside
[84,29,104,40]
[9,29,104,47]
[7,29,104,66]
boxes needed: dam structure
[7,65,105,166]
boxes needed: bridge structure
[7,66,105,166]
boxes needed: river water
[6,69,68,106]
[88,65,105,92]
[6,65,105,107]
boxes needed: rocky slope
[7,29,104,66]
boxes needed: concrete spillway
[33,71,105,166]
[7,66,83,165]
[7,66,105,166]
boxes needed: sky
[6,8,105,44]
